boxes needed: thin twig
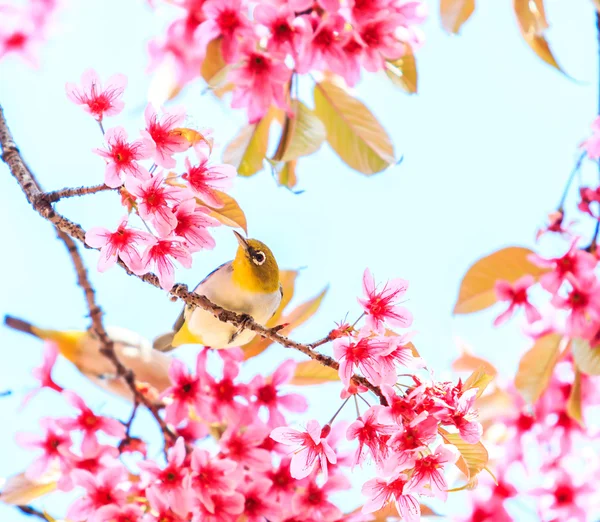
[16,505,50,520]
[55,229,180,444]
[0,104,387,406]
[45,184,113,203]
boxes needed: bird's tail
[4,315,41,338]
[153,331,176,352]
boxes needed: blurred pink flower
[66,69,127,121]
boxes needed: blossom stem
[351,312,365,329]
[16,505,53,520]
[98,120,105,135]
[354,395,360,417]
[357,394,371,408]
[327,397,351,425]
[44,184,112,203]
[149,163,158,174]
[557,151,586,211]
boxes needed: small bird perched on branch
[153,231,282,352]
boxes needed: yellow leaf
[272,100,326,162]
[171,128,213,152]
[514,333,562,404]
[440,0,475,33]
[314,81,395,175]
[242,285,328,359]
[201,191,248,234]
[278,160,298,189]
[290,360,339,385]
[462,366,494,399]
[513,0,565,74]
[452,341,498,377]
[200,38,234,97]
[439,427,489,482]
[572,337,600,375]
[223,108,276,176]
[0,470,58,505]
[241,271,298,359]
[453,246,547,314]
[566,368,584,428]
[385,46,418,94]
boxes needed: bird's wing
[271,283,284,320]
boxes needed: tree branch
[0,103,387,406]
[16,505,51,521]
[45,184,113,203]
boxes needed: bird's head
[232,231,280,293]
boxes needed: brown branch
[16,505,50,520]
[45,183,113,203]
[55,229,180,444]
[0,104,387,406]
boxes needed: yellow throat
[231,235,280,293]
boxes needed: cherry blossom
[493,274,541,326]
[66,69,127,122]
[142,104,189,168]
[181,155,236,207]
[22,341,63,406]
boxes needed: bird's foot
[238,313,253,330]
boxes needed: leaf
[452,340,498,377]
[0,470,58,505]
[572,337,600,375]
[566,368,584,428]
[314,81,395,174]
[513,0,565,74]
[453,246,547,314]
[514,333,562,404]
[171,128,213,152]
[385,46,418,94]
[223,108,275,176]
[439,427,489,482]
[462,366,494,399]
[278,160,298,189]
[440,0,475,33]
[272,100,326,162]
[200,38,234,97]
[476,388,515,430]
[350,503,440,520]
[201,191,248,234]
[290,360,339,385]
[242,285,328,359]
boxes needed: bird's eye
[252,251,266,266]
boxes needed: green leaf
[572,337,600,375]
[313,81,395,174]
[272,100,326,162]
[514,334,562,404]
[223,108,275,176]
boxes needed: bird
[3,315,172,401]
[153,230,282,352]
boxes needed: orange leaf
[200,38,234,97]
[462,366,494,399]
[514,333,562,404]
[290,360,339,385]
[453,246,547,314]
[0,469,58,505]
[453,346,497,378]
[566,368,584,428]
[201,191,248,234]
[439,427,489,483]
[385,46,418,94]
[572,338,600,375]
[171,128,212,152]
[440,0,475,34]
[278,160,298,189]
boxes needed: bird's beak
[233,230,249,251]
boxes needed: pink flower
[0,9,41,66]
[195,0,253,63]
[57,391,126,452]
[493,275,541,326]
[142,104,189,168]
[333,332,395,386]
[377,336,424,385]
[93,127,153,188]
[237,478,279,522]
[85,217,154,273]
[267,457,296,502]
[582,116,600,159]
[57,439,119,491]
[173,200,219,252]
[139,438,190,516]
[296,14,349,76]
[386,416,438,473]
[126,173,189,237]
[255,4,306,55]
[66,69,127,121]
[219,423,272,471]
[346,406,394,466]
[22,341,63,406]
[190,448,238,511]
[16,418,72,480]
[358,268,413,332]
[144,487,187,522]
[67,467,128,522]
[161,357,204,425]
[181,156,236,207]
[361,474,420,522]
[357,15,406,72]
[250,359,308,427]
[448,388,483,443]
[228,45,291,123]
[191,491,245,522]
[552,275,600,335]
[532,471,593,522]
[530,240,597,294]
[292,475,349,520]
[96,504,144,522]
[205,360,249,421]
[271,420,337,480]
[405,443,458,501]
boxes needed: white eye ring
[252,251,266,266]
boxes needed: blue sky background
[1,0,599,520]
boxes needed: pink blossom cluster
[457,360,600,522]
[66,69,237,290]
[16,270,485,521]
[0,0,58,65]
[148,0,427,122]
